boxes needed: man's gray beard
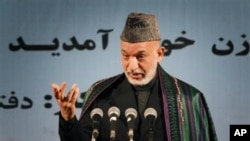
[125,68,156,86]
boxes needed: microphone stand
[148,128,154,141]
[144,107,157,141]
[108,106,120,141]
[125,108,137,141]
[91,129,99,141]
[90,108,103,141]
[128,128,134,141]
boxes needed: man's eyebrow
[121,50,146,55]
[137,50,146,53]
[121,50,128,54]
[135,51,146,55]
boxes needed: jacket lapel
[158,65,181,141]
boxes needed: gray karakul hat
[120,12,161,43]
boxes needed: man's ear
[157,46,166,62]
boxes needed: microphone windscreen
[144,107,157,119]
[125,108,137,119]
[90,108,103,119]
[108,106,120,118]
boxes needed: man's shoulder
[91,73,124,88]
[175,77,201,93]
[80,73,124,114]
[85,73,124,96]
[159,66,202,95]
[159,66,201,92]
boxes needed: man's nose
[127,57,139,71]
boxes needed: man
[51,12,218,141]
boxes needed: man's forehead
[121,43,155,55]
[121,48,147,54]
[121,41,147,49]
[121,40,160,49]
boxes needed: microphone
[108,106,120,141]
[125,108,137,141]
[90,108,103,141]
[144,107,157,141]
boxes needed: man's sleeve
[58,113,78,141]
[58,113,91,141]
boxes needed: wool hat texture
[120,12,161,43]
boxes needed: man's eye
[122,54,129,59]
[137,54,145,60]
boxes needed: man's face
[121,40,165,86]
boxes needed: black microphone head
[125,108,137,119]
[144,107,157,119]
[108,106,120,118]
[90,108,103,119]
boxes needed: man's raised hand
[51,82,80,121]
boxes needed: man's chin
[127,77,149,86]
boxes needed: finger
[70,87,80,104]
[67,83,78,103]
[60,81,67,91]
[60,81,67,100]
[51,83,60,91]
[51,83,60,99]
